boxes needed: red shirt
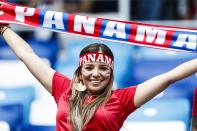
[52,72,137,131]
[193,87,197,117]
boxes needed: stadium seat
[0,86,35,124]
[0,104,23,131]
[0,59,56,126]
[121,98,190,131]
[20,125,56,131]
[29,99,57,125]
[0,121,10,131]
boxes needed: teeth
[92,80,100,82]
[91,80,101,83]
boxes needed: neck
[86,90,102,96]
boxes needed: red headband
[79,52,114,69]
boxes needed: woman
[0,25,197,131]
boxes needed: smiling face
[81,62,112,95]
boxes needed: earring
[74,81,86,91]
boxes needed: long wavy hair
[69,43,114,131]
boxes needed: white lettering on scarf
[74,15,97,34]
[135,26,167,45]
[103,21,127,39]
[172,34,197,50]
[43,11,64,29]
[15,6,35,22]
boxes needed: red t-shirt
[193,87,197,117]
[52,72,137,131]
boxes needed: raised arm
[134,58,197,107]
[0,25,56,93]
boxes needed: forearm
[167,58,197,83]
[2,26,34,60]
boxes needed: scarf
[0,0,196,53]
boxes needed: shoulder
[52,72,71,103]
[53,72,70,79]
[112,85,137,104]
[53,72,71,85]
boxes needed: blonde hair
[69,66,113,131]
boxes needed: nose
[92,68,100,77]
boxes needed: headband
[79,52,114,69]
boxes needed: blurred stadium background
[0,0,196,131]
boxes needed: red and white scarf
[0,0,196,53]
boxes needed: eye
[84,66,93,70]
[100,66,110,71]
